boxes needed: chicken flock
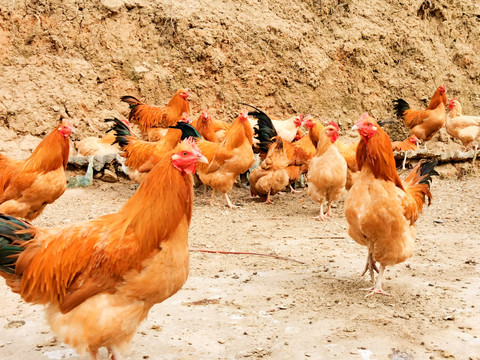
[0,85,479,359]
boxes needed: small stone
[6,320,25,329]
[101,0,124,12]
[101,169,118,183]
[440,350,454,358]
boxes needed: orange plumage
[107,118,201,183]
[0,139,207,358]
[76,119,130,156]
[121,89,190,141]
[0,120,72,220]
[345,113,437,297]
[196,110,255,208]
[191,110,221,142]
[393,85,447,143]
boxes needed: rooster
[0,139,207,359]
[196,110,255,208]
[0,119,73,221]
[249,137,290,204]
[345,113,438,297]
[446,99,480,167]
[121,89,190,141]
[393,84,447,149]
[106,118,201,183]
[307,122,347,220]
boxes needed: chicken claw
[361,287,393,298]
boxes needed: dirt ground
[0,168,479,360]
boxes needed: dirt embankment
[0,0,479,149]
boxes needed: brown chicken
[121,89,190,141]
[76,119,130,156]
[0,139,207,360]
[196,110,255,208]
[392,134,419,169]
[393,84,447,148]
[191,109,230,143]
[106,118,201,183]
[446,99,480,167]
[0,119,73,220]
[307,122,347,220]
[249,137,290,204]
[345,113,438,297]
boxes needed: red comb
[328,121,340,131]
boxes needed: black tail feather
[240,104,277,154]
[392,99,410,119]
[105,118,131,148]
[0,214,34,275]
[169,122,202,140]
[120,95,142,109]
[419,160,439,186]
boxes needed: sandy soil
[0,170,479,360]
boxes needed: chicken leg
[361,251,378,283]
[90,350,99,360]
[472,144,478,171]
[224,193,238,208]
[362,264,393,297]
[265,190,272,204]
[108,348,124,360]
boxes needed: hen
[0,119,73,220]
[191,109,230,143]
[196,110,255,208]
[307,122,347,220]
[249,136,290,204]
[76,119,130,156]
[244,104,303,143]
[446,99,480,167]
[121,89,190,141]
[345,113,438,297]
[393,84,447,148]
[392,134,419,169]
[106,118,201,183]
[0,139,207,359]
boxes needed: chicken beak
[352,124,359,131]
[198,155,208,164]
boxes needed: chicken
[0,119,73,221]
[121,89,190,141]
[76,119,130,156]
[307,122,347,220]
[106,118,201,183]
[249,137,289,204]
[0,139,208,359]
[392,134,419,169]
[345,113,438,297]
[393,84,447,148]
[446,99,480,167]
[191,109,230,143]
[196,110,255,208]
[243,104,303,143]
[254,112,315,192]
[334,139,358,190]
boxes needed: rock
[101,169,118,183]
[435,163,458,179]
[6,320,25,329]
[101,0,124,12]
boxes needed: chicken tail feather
[240,104,277,154]
[120,95,143,109]
[105,117,132,148]
[169,122,202,140]
[402,160,438,223]
[392,99,410,119]
[0,214,34,275]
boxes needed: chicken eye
[183,152,188,156]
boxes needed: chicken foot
[224,192,238,208]
[289,184,301,193]
[360,251,378,283]
[361,264,393,298]
[265,190,272,204]
[312,203,332,221]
